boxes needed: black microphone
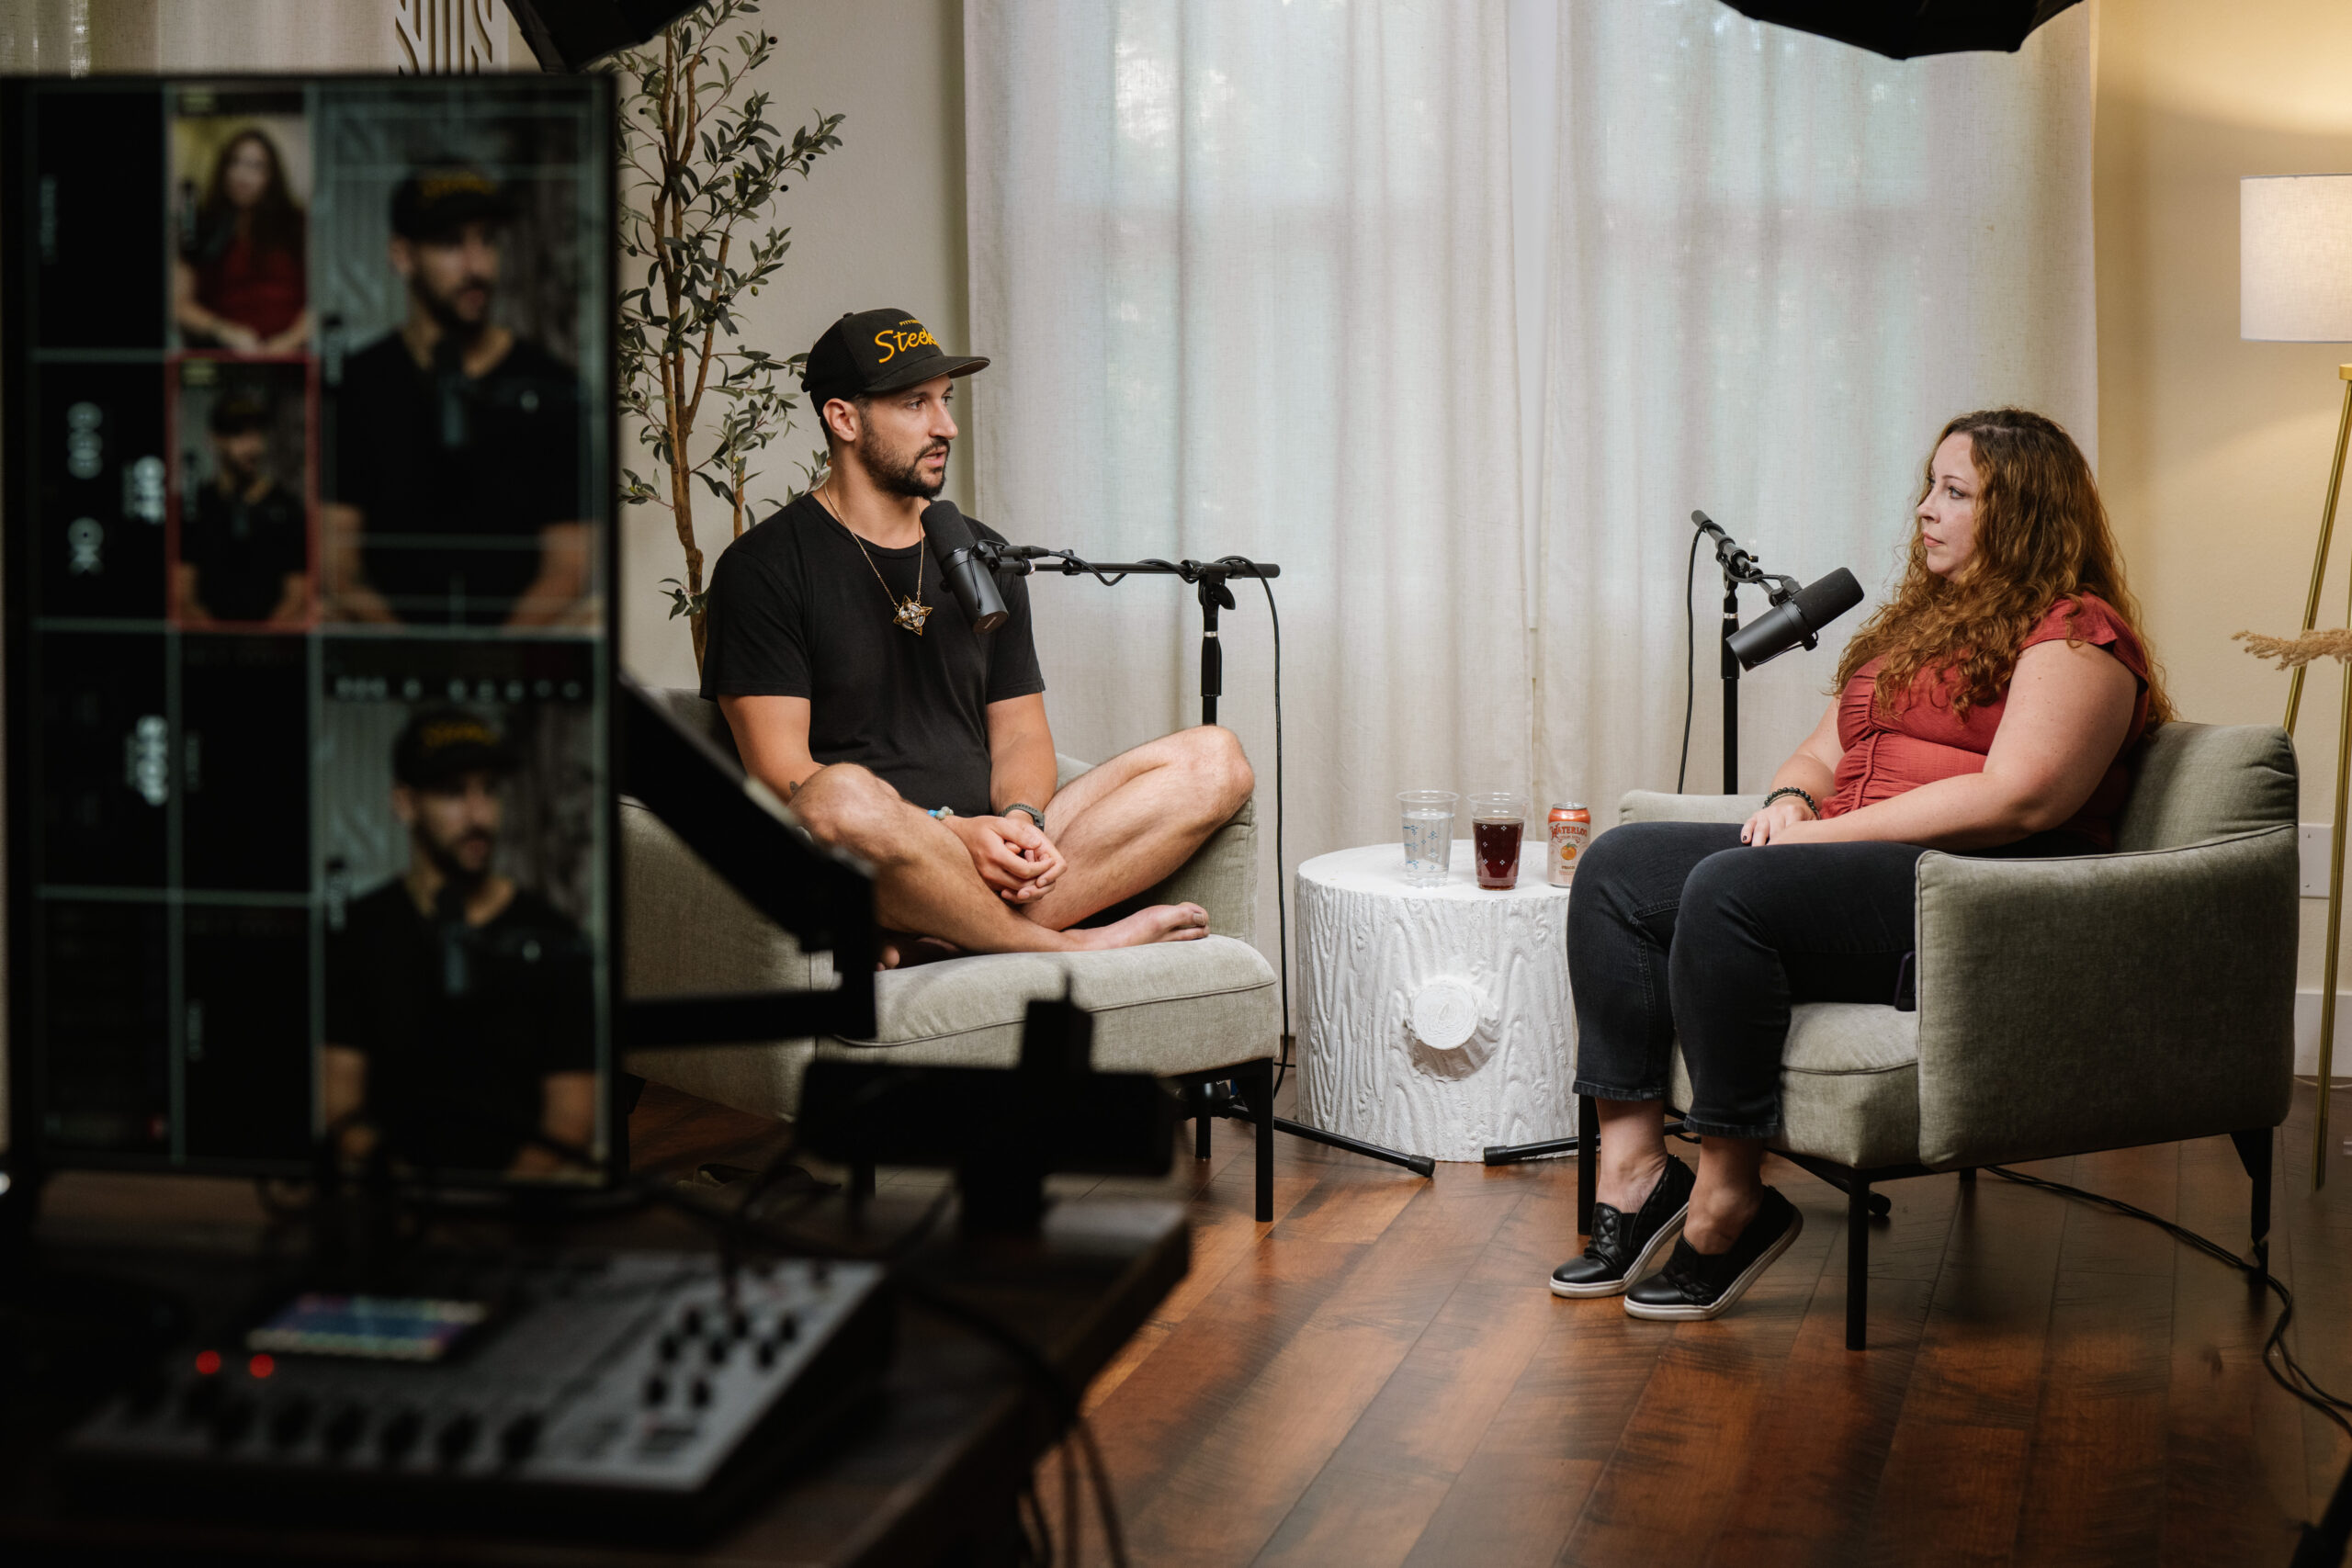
[1725,568,1865,671]
[920,499,1010,634]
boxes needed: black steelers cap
[390,164,517,241]
[801,308,989,406]
[393,706,516,789]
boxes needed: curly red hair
[1834,408,2173,724]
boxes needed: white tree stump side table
[1295,841,1576,1162]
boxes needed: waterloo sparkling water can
[1547,804,1590,886]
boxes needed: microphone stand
[985,544,1438,1180]
[982,547,1271,725]
[1690,517,1804,794]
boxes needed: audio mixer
[62,1251,892,1538]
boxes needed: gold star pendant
[893,597,933,636]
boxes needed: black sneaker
[1622,1187,1803,1322]
[1549,1154,1695,1299]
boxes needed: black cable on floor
[1984,1162,2352,1438]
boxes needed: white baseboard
[2293,988,2352,1077]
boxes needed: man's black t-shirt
[328,332,582,626]
[698,493,1045,818]
[183,478,306,622]
[323,879,595,1172]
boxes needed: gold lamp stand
[2278,364,2352,1190]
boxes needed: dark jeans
[1566,819,2090,1140]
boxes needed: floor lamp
[2242,174,2352,1189]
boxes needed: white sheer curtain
[965,1,1530,963]
[1530,1,2097,816]
[964,0,2097,974]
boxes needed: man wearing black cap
[321,706,596,1176]
[701,308,1253,960]
[175,389,309,626]
[323,164,589,628]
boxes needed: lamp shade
[2243,175,2352,343]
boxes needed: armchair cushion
[813,938,1276,1075]
[2115,721,2296,852]
[1668,1003,1922,1170]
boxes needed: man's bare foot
[877,932,966,970]
[1067,902,1211,950]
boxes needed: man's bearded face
[405,221,501,335]
[855,420,951,501]
[401,771,503,887]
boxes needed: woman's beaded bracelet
[1761,784,1819,817]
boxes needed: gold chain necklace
[816,484,931,636]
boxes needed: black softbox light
[503,0,700,73]
[1719,0,2084,61]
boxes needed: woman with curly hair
[1552,409,2171,1321]
[174,128,309,353]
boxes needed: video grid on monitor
[5,75,616,1183]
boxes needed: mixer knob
[680,1304,705,1336]
[705,1337,729,1367]
[267,1397,316,1449]
[655,1332,680,1363]
[642,1372,669,1405]
[776,1312,799,1343]
[728,1308,751,1339]
[500,1412,543,1464]
[688,1376,712,1409]
[754,1339,777,1371]
[379,1409,423,1461]
[435,1413,481,1465]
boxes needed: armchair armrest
[1618,790,1765,827]
[1056,752,1256,948]
[1911,825,2296,1168]
[1153,796,1256,947]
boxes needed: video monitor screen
[3,76,617,1185]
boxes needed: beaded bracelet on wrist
[1761,784,1818,816]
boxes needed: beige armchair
[621,690,1282,1219]
[1586,720,2298,1348]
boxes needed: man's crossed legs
[787,726,1253,961]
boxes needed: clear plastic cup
[1399,791,1459,887]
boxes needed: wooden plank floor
[631,1080,2352,1567]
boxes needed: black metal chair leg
[2231,1127,2274,1256]
[1957,1167,1977,1184]
[1195,1095,1213,1161]
[1576,1095,1597,1235]
[850,1160,875,1202]
[1847,1178,1871,1351]
[1244,1058,1274,1223]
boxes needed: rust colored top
[195,232,306,340]
[1818,594,2153,851]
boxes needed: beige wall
[2093,0,2352,1015]
[618,0,969,690]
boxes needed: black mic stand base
[1266,1116,1438,1178]
[1194,1080,1437,1179]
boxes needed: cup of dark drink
[1466,792,1527,889]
